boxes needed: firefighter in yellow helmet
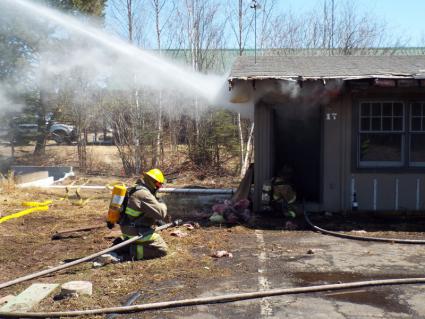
[118,168,169,260]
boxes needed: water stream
[2,0,225,104]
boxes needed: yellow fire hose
[0,201,52,224]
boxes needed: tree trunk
[237,113,244,174]
[240,122,254,178]
[33,90,48,156]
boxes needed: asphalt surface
[137,228,425,319]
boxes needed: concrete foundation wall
[11,166,73,181]
[160,193,231,218]
[15,171,49,184]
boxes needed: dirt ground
[0,186,249,316]
[2,185,425,318]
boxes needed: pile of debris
[209,199,252,224]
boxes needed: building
[229,55,425,212]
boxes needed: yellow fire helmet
[144,168,165,184]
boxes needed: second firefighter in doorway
[118,168,169,260]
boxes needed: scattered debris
[183,223,195,230]
[170,230,189,238]
[184,221,201,229]
[210,199,252,224]
[59,281,93,299]
[0,295,14,306]
[211,250,233,258]
[92,253,122,268]
[0,283,58,312]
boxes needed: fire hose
[304,211,425,244]
[1,277,425,318]
[0,220,182,290]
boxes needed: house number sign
[326,112,337,120]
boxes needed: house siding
[252,83,425,212]
[254,102,274,212]
[322,88,425,211]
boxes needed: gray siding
[322,90,425,211]
[252,82,425,212]
[254,102,274,211]
[322,95,346,211]
[349,174,425,211]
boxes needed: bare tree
[174,0,226,166]
[227,0,254,56]
[150,0,175,167]
[257,0,278,52]
[226,0,255,177]
[108,0,149,46]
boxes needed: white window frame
[409,102,425,167]
[358,101,405,168]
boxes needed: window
[357,101,425,168]
[410,102,425,166]
[358,102,404,167]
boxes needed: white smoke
[0,0,226,119]
[0,85,24,115]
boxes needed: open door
[273,103,322,202]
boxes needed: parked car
[10,120,77,145]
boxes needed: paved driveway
[145,228,425,319]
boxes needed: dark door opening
[274,104,322,202]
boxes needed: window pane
[412,103,422,116]
[372,103,381,116]
[361,118,370,131]
[383,118,392,131]
[383,103,392,116]
[412,118,422,131]
[372,118,381,131]
[360,134,402,162]
[393,117,403,131]
[393,103,403,116]
[361,103,371,116]
[411,134,425,163]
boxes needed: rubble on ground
[170,230,189,238]
[211,250,233,258]
[57,281,93,299]
[210,199,251,224]
[92,253,122,268]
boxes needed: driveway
[140,227,425,319]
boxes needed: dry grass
[0,187,247,314]
[4,143,240,189]
[0,170,16,194]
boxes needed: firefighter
[118,168,168,260]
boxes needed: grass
[0,187,247,314]
[0,170,15,193]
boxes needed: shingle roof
[229,55,425,81]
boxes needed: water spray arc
[3,0,223,104]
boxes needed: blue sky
[104,0,425,47]
[277,0,425,46]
